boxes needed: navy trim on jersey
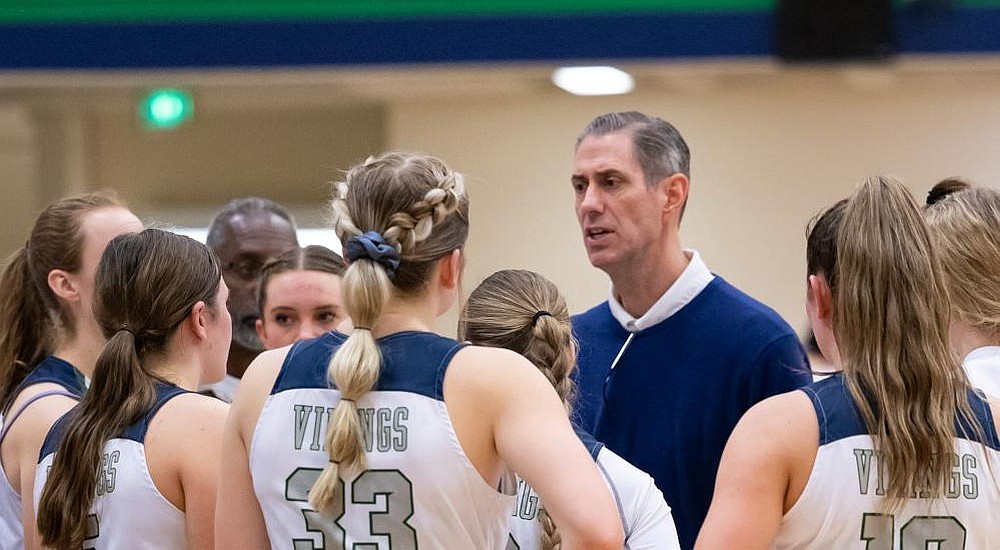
[573,426,605,462]
[12,356,85,401]
[39,382,190,462]
[270,330,467,402]
[803,374,1000,450]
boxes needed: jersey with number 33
[773,374,1000,549]
[250,331,516,550]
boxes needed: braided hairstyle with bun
[309,152,469,513]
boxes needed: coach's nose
[577,182,605,218]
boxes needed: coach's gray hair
[205,197,297,250]
[577,111,691,186]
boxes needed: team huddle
[0,111,998,549]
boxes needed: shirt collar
[963,346,1000,366]
[608,249,715,332]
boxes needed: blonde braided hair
[310,152,469,513]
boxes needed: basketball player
[35,229,230,548]
[925,185,1000,397]
[697,176,1000,548]
[0,193,141,549]
[215,153,623,549]
[462,269,680,549]
[255,245,347,349]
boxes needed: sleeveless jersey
[0,357,84,550]
[35,383,189,549]
[773,375,1000,549]
[250,330,517,549]
[506,428,680,550]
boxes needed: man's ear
[438,249,463,290]
[661,173,689,220]
[187,301,209,341]
[47,269,81,304]
[808,274,833,321]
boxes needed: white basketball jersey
[773,375,1000,549]
[506,429,680,549]
[34,384,189,549]
[250,331,516,549]
[0,357,85,550]
[964,346,1000,399]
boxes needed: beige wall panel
[92,105,385,216]
[0,105,38,259]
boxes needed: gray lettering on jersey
[293,405,313,451]
[961,454,979,499]
[513,479,538,520]
[392,407,408,451]
[358,408,375,453]
[946,453,962,498]
[309,407,330,452]
[96,450,120,496]
[377,408,393,452]
[854,448,875,496]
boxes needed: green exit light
[141,89,193,130]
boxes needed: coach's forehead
[574,132,639,175]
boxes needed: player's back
[0,357,84,549]
[774,375,1000,549]
[507,428,680,549]
[251,330,516,549]
[34,383,188,549]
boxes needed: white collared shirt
[963,346,1000,399]
[608,249,715,333]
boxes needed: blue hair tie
[345,231,401,279]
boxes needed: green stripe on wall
[0,1,772,24]
[0,0,997,24]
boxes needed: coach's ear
[660,173,689,226]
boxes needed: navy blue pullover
[572,276,811,549]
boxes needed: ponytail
[0,246,50,413]
[37,330,157,547]
[524,313,576,411]
[828,176,982,509]
[309,152,468,512]
[36,228,221,547]
[309,259,390,513]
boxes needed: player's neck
[365,296,439,338]
[951,323,1000,361]
[610,245,689,319]
[52,318,105,378]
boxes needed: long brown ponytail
[309,152,469,513]
[0,192,124,413]
[810,175,981,509]
[37,229,221,548]
[460,269,576,550]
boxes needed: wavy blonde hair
[924,186,1000,337]
[822,175,982,509]
[308,152,469,513]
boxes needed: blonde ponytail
[309,260,391,512]
[309,152,469,512]
[826,176,982,509]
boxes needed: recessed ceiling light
[551,66,635,96]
